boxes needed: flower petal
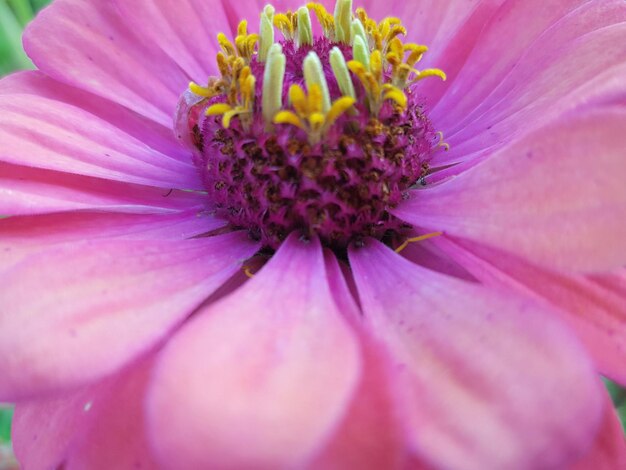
[0,232,259,399]
[394,108,626,272]
[426,0,604,126]
[12,355,157,470]
[147,234,361,469]
[0,162,206,217]
[431,235,626,386]
[310,253,406,469]
[0,71,187,162]
[113,0,228,83]
[0,90,199,189]
[0,210,222,271]
[439,9,626,165]
[23,0,190,126]
[349,239,603,470]
[569,391,626,470]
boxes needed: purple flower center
[175,3,446,249]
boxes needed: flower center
[175,0,446,249]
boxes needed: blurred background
[0,0,48,74]
[0,0,625,468]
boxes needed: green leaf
[0,406,13,444]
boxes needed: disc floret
[176,0,446,248]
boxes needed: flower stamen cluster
[176,0,446,248]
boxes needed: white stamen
[330,47,355,98]
[353,35,370,70]
[297,7,313,47]
[350,18,367,47]
[303,51,332,113]
[262,43,286,124]
[258,4,275,62]
[333,0,353,44]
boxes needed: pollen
[175,0,446,249]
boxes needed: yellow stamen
[395,232,443,253]
[217,32,236,56]
[206,103,233,115]
[274,110,305,129]
[326,96,356,127]
[189,82,215,98]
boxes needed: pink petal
[439,7,626,165]
[349,239,603,470]
[0,91,199,189]
[0,232,259,399]
[394,108,626,272]
[0,162,206,216]
[310,253,406,469]
[147,234,361,469]
[568,391,626,470]
[0,71,186,162]
[431,236,626,385]
[0,210,223,271]
[427,0,590,127]
[23,0,190,126]
[113,0,228,83]
[13,354,157,470]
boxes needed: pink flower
[1,0,625,468]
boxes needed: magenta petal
[23,0,189,126]
[349,239,603,470]
[0,232,259,399]
[0,211,222,271]
[12,355,157,470]
[147,234,361,469]
[0,162,206,216]
[394,108,626,272]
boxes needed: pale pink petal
[0,210,222,270]
[113,0,228,83]
[24,0,189,126]
[0,162,206,216]
[310,252,407,469]
[0,232,259,399]
[147,234,361,469]
[0,71,187,162]
[568,391,626,470]
[13,355,157,470]
[0,92,199,189]
[439,7,626,165]
[431,236,626,385]
[394,108,626,272]
[427,0,590,126]
[349,239,603,470]
[446,3,626,137]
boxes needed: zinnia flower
[1,0,625,468]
